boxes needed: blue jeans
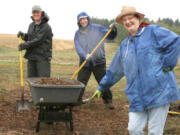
[128,104,170,135]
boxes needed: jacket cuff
[21,42,29,49]
[97,86,105,92]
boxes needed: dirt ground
[0,87,180,135]
[0,88,129,135]
[169,104,180,113]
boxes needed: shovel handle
[71,28,113,80]
[19,37,24,87]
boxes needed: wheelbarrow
[27,78,85,133]
[26,26,114,132]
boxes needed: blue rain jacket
[98,25,180,112]
[74,12,117,67]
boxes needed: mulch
[35,78,81,85]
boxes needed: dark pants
[77,63,112,103]
[27,60,51,77]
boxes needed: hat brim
[116,12,144,24]
[32,10,41,12]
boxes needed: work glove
[86,53,92,60]
[163,67,173,72]
[17,31,25,38]
[109,23,116,29]
[18,43,28,51]
[91,89,102,99]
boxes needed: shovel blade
[16,100,30,112]
[82,98,91,103]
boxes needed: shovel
[16,36,30,112]
[71,27,113,80]
[82,97,92,103]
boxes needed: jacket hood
[31,11,49,24]
[77,12,91,28]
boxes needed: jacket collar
[125,22,149,58]
[139,22,150,28]
[128,22,150,37]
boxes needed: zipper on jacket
[134,37,146,110]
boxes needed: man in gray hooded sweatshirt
[74,12,117,109]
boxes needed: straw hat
[116,6,145,24]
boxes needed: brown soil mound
[35,78,81,85]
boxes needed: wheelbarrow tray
[27,78,85,105]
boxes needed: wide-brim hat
[116,6,145,24]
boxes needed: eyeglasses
[122,16,135,23]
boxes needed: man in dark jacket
[74,12,117,109]
[17,5,53,77]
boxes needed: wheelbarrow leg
[36,119,40,132]
[65,107,73,132]
[69,107,73,131]
[36,104,42,132]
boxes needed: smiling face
[122,14,140,36]
[79,17,89,28]
[32,11,42,23]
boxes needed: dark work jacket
[22,11,53,61]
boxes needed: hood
[31,11,49,24]
[77,12,91,28]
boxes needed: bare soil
[0,89,129,135]
[169,103,180,112]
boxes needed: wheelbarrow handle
[19,36,24,87]
[71,28,113,80]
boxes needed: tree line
[91,17,180,43]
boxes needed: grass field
[0,34,180,135]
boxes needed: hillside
[0,34,74,51]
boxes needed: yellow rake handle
[71,28,112,80]
[125,105,180,115]
[19,37,24,87]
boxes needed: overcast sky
[0,0,180,39]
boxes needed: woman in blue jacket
[93,6,180,135]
